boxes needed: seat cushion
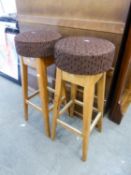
[15,30,62,58]
[55,37,115,75]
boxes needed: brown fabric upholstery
[55,37,115,75]
[15,30,62,58]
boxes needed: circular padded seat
[15,30,61,58]
[55,37,115,75]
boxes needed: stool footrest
[59,100,73,116]
[49,104,54,112]
[28,90,39,100]
[26,86,66,114]
[90,112,102,133]
[57,112,102,138]
[28,86,55,101]
[26,100,42,112]
[26,99,54,113]
[74,99,98,112]
[57,119,83,137]
[77,89,106,102]
[47,87,55,93]
[74,111,83,118]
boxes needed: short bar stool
[52,37,115,160]
[15,30,61,137]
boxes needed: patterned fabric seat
[15,30,61,58]
[55,37,115,75]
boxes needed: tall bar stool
[52,37,115,160]
[15,30,61,137]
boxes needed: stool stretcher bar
[28,90,39,100]
[77,89,106,103]
[74,111,83,118]
[57,112,102,138]
[49,104,54,112]
[27,100,54,113]
[28,86,55,101]
[90,112,102,133]
[57,119,83,137]
[74,99,98,112]
[59,100,73,116]
[47,87,55,93]
[26,100,42,112]
[26,86,66,114]
[57,95,102,138]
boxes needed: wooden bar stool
[15,30,61,137]
[52,37,115,160]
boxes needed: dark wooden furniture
[109,4,131,124]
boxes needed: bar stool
[52,37,115,160]
[15,30,61,137]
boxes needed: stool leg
[61,82,66,104]
[52,68,63,140]
[21,57,28,121]
[36,58,50,137]
[82,83,95,161]
[97,73,106,132]
[70,84,77,117]
[62,82,70,116]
